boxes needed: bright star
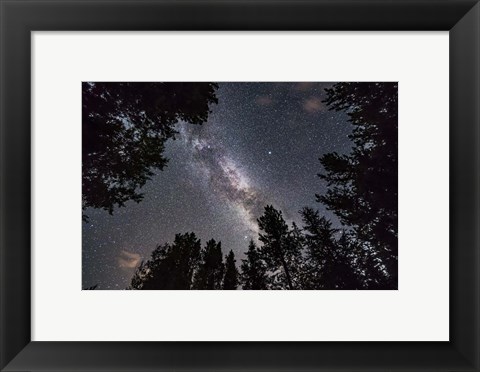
[268,151,272,155]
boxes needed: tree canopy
[82,82,218,219]
[222,250,240,290]
[129,232,201,290]
[240,241,269,290]
[319,82,398,287]
[193,239,225,290]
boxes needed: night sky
[82,82,352,289]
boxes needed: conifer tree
[223,250,239,290]
[82,82,218,219]
[301,207,361,289]
[129,232,201,290]
[240,241,268,290]
[193,239,224,290]
[257,205,301,290]
[319,82,398,288]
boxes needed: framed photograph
[81,80,399,293]
[1,0,479,371]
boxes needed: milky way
[82,82,353,289]
[180,125,266,237]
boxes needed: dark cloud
[303,97,326,113]
[117,250,141,269]
[294,82,317,92]
[255,95,274,106]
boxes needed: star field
[82,82,352,289]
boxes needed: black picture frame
[1,0,479,371]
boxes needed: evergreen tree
[193,239,224,290]
[82,82,218,219]
[301,207,336,289]
[335,232,364,289]
[301,207,361,289]
[319,82,398,288]
[223,250,239,290]
[257,205,301,290]
[128,261,150,290]
[285,221,305,289]
[129,232,201,290]
[240,240,268,290]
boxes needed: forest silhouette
[82,82,218,221]
[83,82,398,290]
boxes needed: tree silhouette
[257,205,301,290]
[223,250,239,290]
[319,82,398,288]
[82,82,218,220]
[83,284,98,290]
[129,232,201,290]
[128,261,149,290]
[240,240,269,290]
[285,221,306,289]
[301,207,361,289]
[193,239,225,290]
[334,232,364,289]
[301,207,336,289]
